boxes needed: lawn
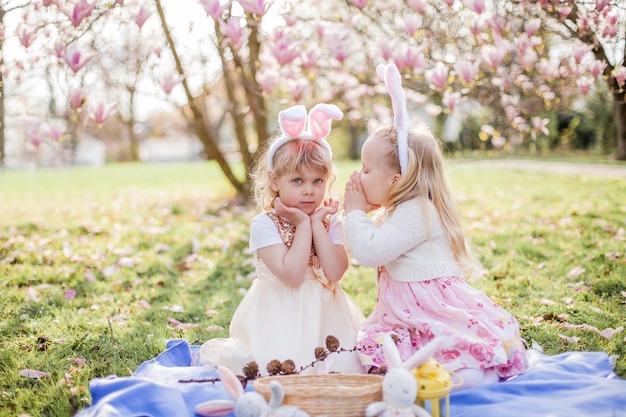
[0,160,625,416]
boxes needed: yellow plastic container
[413,359,453,417]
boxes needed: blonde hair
[251,135,336,211]
[370,124,482,278]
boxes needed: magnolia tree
[2,0,624,181]
[264,0,626,159]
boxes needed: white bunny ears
[382,333,443,370]
[377,63,409,176]
[267,103,343,170]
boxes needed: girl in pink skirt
[343,63,527,390]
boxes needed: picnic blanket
[75,339,626,417]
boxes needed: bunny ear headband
[377,63,409,176]
[267,103,343,170]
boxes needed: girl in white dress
[199,104,364,375]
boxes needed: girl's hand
[311,198,339,223]
[274,197,309,226]
[344,171,378,213]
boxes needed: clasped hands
[273,197,339,227]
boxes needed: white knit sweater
[344,198,464,282]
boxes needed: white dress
[198,212,365,375]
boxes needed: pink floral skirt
[356,270,528,379]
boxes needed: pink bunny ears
[267,103,343,170]
[377,63,409,176]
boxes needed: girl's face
[359,136,400,207]
[270,165,327,215]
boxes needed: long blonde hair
[251,135,337,211]
[371,124,482,278]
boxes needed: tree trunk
[128,87,140,161]
[614,87,626,161]
[0,64,5,170]
[0,6,5,169]
[155,0,246,196]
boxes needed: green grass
[1,160,625,416]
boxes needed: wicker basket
[253,373,383,417]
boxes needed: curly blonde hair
[251,135,337,211]
[370,124,482,278]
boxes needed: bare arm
[257,198,312,287]
[310,198,349,283]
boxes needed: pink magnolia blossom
[24,123,43,148]
[577,75,595,96]
[256,70,278,94]
[378,40,396,61]
[442,0,454,6]
[288,79,309,103]
[329,40,351,63]
[62,0,96,27]
[46,119,67,142]
[53,39,65,58]
[612,66,626,87]
[199,0,230,20]
[462,0,485,14]
[596,0,610,12]
[469,20,486,37]
[454,59,478,84]
[556,5,572,19]
[481,44,505,69]
[576,15,591,32]
[269,31,301,65]
[283,13,297,26]
[585,59,606,78]
[524,18,541,37]
[442,90,461,112]
[349,0,368,9]
[399,14,422,37]
[601,12,619,38]
[89,101,117,124]
[63,44,95,73]
[160,73,183,94]
[486,14,506,37]
[301,48,320,70]
[572,42,591,65]
[530,116,549,139]
[43,0,57,6]
[69,85,86,108]
[239,0,268,16]
[219,18,250,51]
[536,59,560,81]
[425,61,449,90]
[17,24,36,48]
[394,44,424,71]
[407,0,427,14]
[133,5,152,28]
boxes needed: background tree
[2,0,624,184]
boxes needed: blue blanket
[75,339,626,417]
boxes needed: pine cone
[314,346,327,360]
[281,360,296,375]
[266,359,282,375]
[242,361,259,380]
[325,335,340,352]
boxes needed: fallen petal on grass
[19,369,50,379]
